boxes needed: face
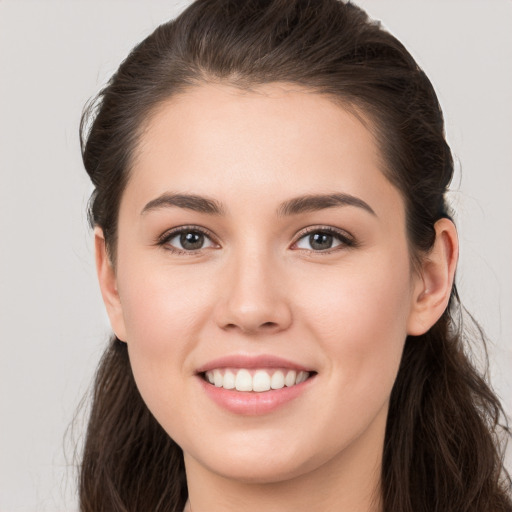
[101,82,427,485]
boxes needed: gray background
[0,1,510,510]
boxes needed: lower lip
[197,375,315,416]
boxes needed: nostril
[226,322,277,332]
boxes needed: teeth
[270,371,285,390]
[253,370,271,392]
[223,370,236,390]
[204,368,311,392]
[213,369,223,387]
[235,369,252,391]
[296,371,308,384]
[284,370,296,387]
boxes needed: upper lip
[196,354,314,374]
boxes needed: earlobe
[407,218,459,336]
[94,227,128,342]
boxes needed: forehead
[125,82,403,220]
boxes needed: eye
[158,226,217,254]
[293,227,355,252]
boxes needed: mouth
[200,367,316,392]
[196,355,317,414]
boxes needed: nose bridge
[215,237,292,334]
[232,242,274,297]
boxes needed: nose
[213,247,293,336]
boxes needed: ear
[94,227,128,342]
[407,218,459,336]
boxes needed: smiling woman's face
[97,82,427,486]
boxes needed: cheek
[298,251,413,395]
[119,263,212,353]
[117,262,217,437]
[115,257,216,411]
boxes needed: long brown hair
[79,1,512,510]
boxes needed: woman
[79,0,511,510]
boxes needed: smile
[203,368,311,392]
[196,355,316,414]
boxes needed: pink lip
[195,354,316,416]
[196,354,313,373]
[197,373,316,416]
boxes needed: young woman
[79,0,512,510]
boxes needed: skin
[96,82,458,512]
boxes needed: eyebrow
[276,193,376,217]
[141,193,226,216]
[141,192,376,217]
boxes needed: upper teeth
[204,368,310,392]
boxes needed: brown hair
[79,1,512,510]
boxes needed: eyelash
[156,225,357,255]
[157,225,217,255]
[294,226,357,254]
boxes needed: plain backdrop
[0,1,511,510]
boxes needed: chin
[204,455,317,485]
[183,432,334,486]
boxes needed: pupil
[310,233,333,250]
[180,232,204,250]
